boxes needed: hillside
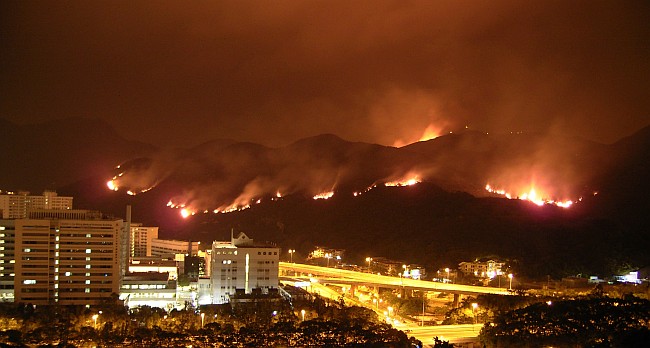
[54,123,650,279]
[0,117,155,191]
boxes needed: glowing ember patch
[313,191,334,200]
[276,192,282,198]
[126,191,136,196]
[485,183,580,209]
[106,180,118,191]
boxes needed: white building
[0,190,72,219]
[151,238,199,259]
[130,223,159,259]
[210,232,279,304]
[458,259,505,278]
[1,209,124,305]
[119,272,177,310]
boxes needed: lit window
[23,280,36,285]
[65,272,71,276]
[24,248,30,253]
[86,249,91,254]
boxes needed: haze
[1,0,649,148]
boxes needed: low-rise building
[210,232,279,304]
[458,259,505,278]
[119,272,177,310]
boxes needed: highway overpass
[280,262,511,296]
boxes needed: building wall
[151,238,199,258]
[211,243,279,304]
[0,191,72,219]
[12,216,123,305]
[0,221,16,302]
[130,224,159,258]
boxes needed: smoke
[3,1,648,148]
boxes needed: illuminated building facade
[210,232,279,304]
[458,259,505,278]
[130,223,159,259]
[119,272,176,310]
[0,190,72,219]
[1,210,123,305]
[151,238,199,258]
[0,221,16,302]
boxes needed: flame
[393,124,444,147]
[313,191,334,200]
[385,175,421,187]
[485,184,580,208]
[418,124,442,142]
[106,180,118,191]
[180,208,192,219]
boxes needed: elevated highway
[280,262,510,296]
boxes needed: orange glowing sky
[1,1,649,149]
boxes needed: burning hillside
[104,132,606,218]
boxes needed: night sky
[1,1,649,148]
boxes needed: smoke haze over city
[1,0,649,148]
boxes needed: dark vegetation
[478,295,650,347]
[0,293,421,347]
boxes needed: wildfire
[313,191,334,200]
[418,124,442,142]
[485,184,580,208]
[180,208,193,219]
[106,180,118,191]
[385,176,421,187]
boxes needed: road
[280,262,510,295]
[405,323,483,345]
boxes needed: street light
[387,306,393,317]
[508,273,514,290]
[366,257,372,272]
[301,309,306,321]
[92,314,99,329]
[325,253,332,267]
[201,312,205,328]
[445,268,450,283]
[288,249,295,263]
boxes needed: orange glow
[485,183,580,208]
[418,124,442,142]
[313,191,334,200]
[180,208,191,219]
[385,175,421,187]
[106,180,118,191]
[393,124,444,147]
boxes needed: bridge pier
[453,293,461,308]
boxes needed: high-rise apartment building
[211,232,279,304]
[1,209,124,305]
[0,191,72,219]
